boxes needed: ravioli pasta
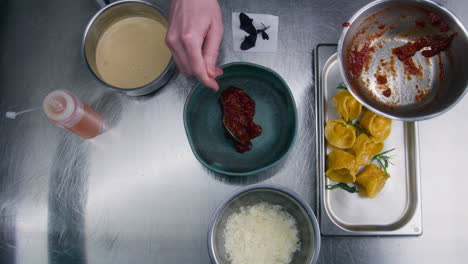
[326,150,358,183]
[333,90,362,121]
[351,134,384,166]
[360,110,392,142]
[324,120,356,149]
[325,86,394,198]
[355,164,390,198]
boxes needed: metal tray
[314,44,422,236]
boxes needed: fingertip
[208,67,223,79]
[207,66,216,78]
[215,67,223,77]
[202,78,219,91]
[212,82,219,91]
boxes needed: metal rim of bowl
[81,0,176,95]
[183,62,298,177]
[207,183,321,264]
[337,0,468,121]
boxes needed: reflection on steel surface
[0,0,467,264]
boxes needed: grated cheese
[224,202,300,264]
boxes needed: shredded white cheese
[224,202,300,264]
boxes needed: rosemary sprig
[326,183,359,193]
[336,82,348,90]
[371,148,395,176]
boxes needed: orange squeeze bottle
[43,90,103,139]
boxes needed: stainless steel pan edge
[314,44,423,236]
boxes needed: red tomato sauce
[428,12,450,32]
[415,19,426,27]
[383,88,392,97]
[348,40,373,79]
[219,86,262,153]
[392,33,456,61]
[375,74,388,85]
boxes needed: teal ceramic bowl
[184,62,297,176]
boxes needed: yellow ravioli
[325,119,357,149]
[360,110,392,142]
[333,90,362,121]
[351,134,384,166]
[355,164,389,198]
[326,149,358,183]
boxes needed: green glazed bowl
[183,62,297,176]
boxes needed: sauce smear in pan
[349,40,374,79]
[392,33,456,61]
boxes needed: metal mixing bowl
[208,184,320,264]
[338,0,468,121]
[82,0,176,96]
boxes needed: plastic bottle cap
[43,90,77,124]
[5,112,16,119]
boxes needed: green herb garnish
[336,82,348,90]
[346,120,364,131]
[371,148,395,176]
[326,183,359,193]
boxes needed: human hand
[166,0,224,91]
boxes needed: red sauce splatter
[383,88,392,97]
[416,84,419,89]
[389,25,396,30]
[402,58,422,76]
[343,22,350,27]
[421,34,456,57]
[392,34,456,61]
[373,31,385,39]
[400,14,407,18]
[415,89,427,102]
[364,52,374,72]
[415,19,426,27]
[375,74,388,85]
[438,54,445,82]
[378,24,386,30]
[428,12,441,24]
[428,12,450,32]
[439,22,450,32]
[219,86,262,153]
[348,40,373,79]
[359,26,369,35]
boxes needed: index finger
[183,34,219,91]
[203,19,224,78]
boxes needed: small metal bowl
[338,0,468,121]
[208,184,321,264]
[82,0,176,96]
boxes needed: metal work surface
[0,0,467,263]
[316,49,422,236]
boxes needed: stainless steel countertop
[0,0,467,263]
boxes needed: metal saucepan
[82,0,176,96]
[338,0,468,121]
